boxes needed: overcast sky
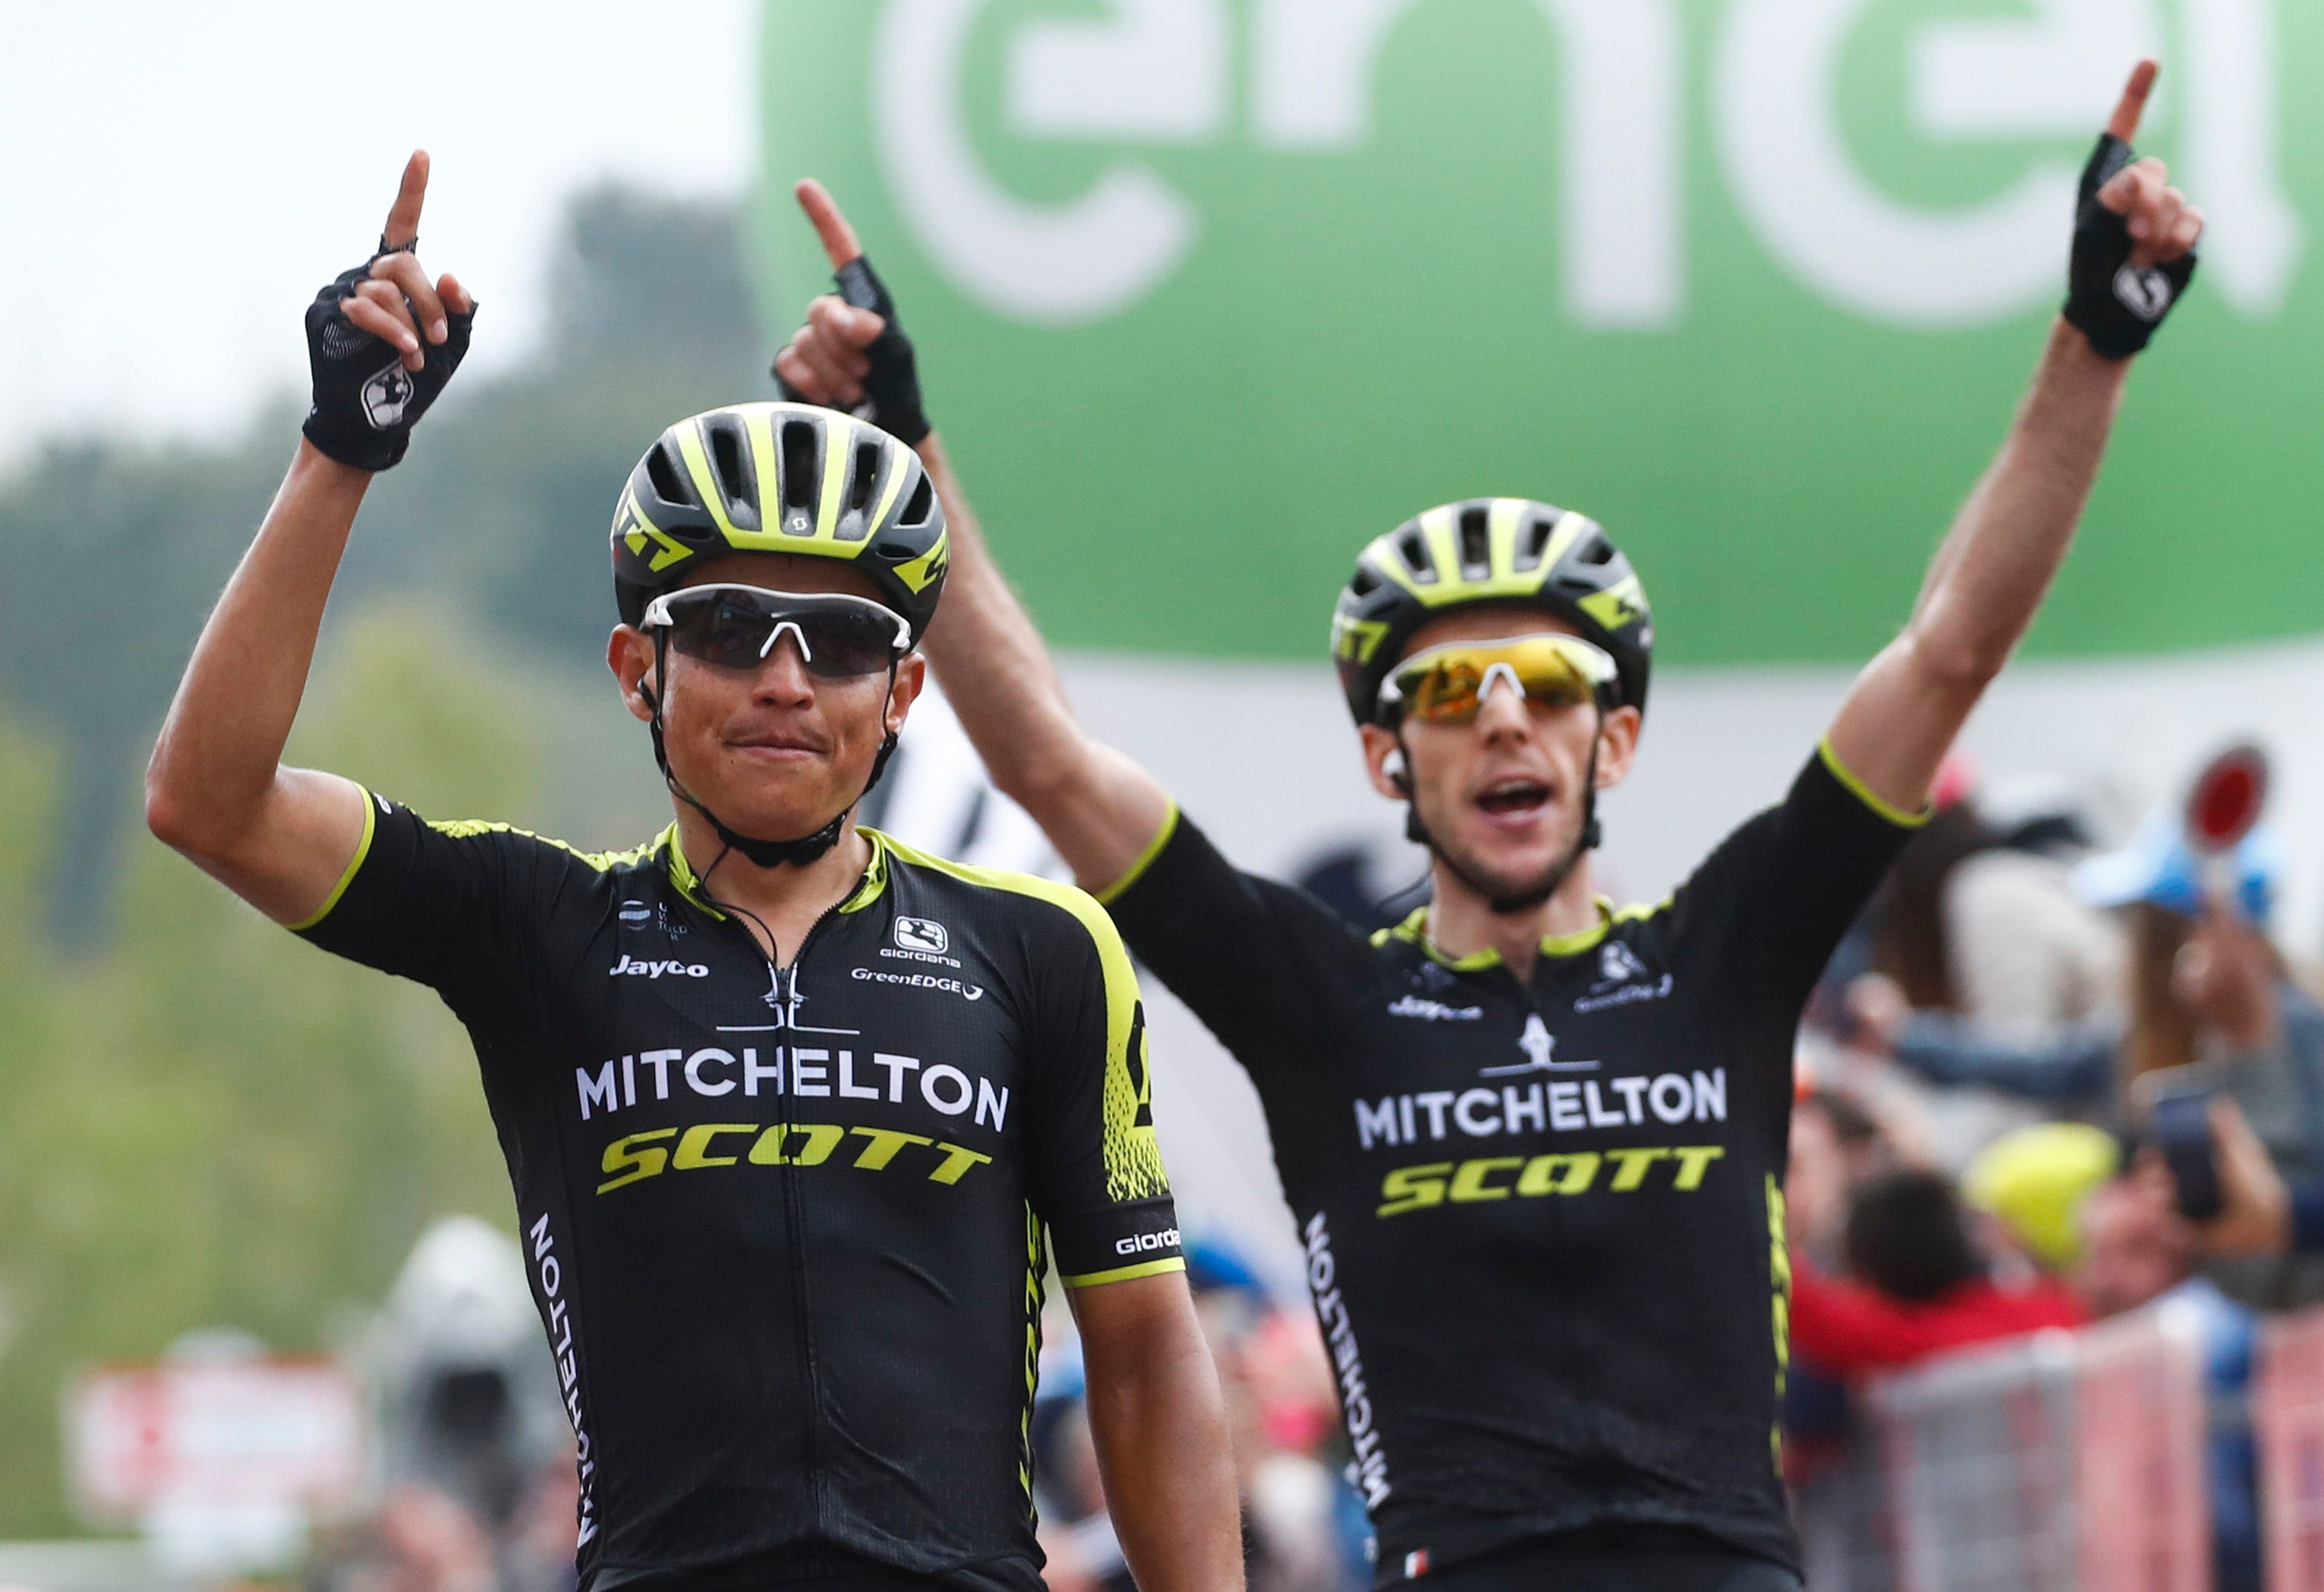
[0,2,757,469]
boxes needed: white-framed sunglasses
[640,584,912,679]
[1378,634,1618,723]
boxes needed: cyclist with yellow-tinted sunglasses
[775,60,2201,1592]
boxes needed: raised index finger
[2106,59,2160,142]
[382,151,430,250]
[795,179,862,269]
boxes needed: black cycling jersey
[293,794,1182,1592]
[1100,743,1921,1581]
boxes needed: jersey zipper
[707,885,857,1544]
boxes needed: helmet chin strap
[641,630,900,872]
[1391,718,1605,918]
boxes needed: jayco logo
[1387,993,1484,1023]
[610,954,709,980]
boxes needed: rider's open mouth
[1475,780,1552,817]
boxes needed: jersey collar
[658,823,893,920]
[1378,899,1620,971]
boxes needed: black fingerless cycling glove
[2063,133,2197,360]
[302,246,475,471]
[775,254,931,445]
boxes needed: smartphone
[2144,1071,2223,1221]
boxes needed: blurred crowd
[1031,1243,1363,1592]
[1784,747,2316,1592]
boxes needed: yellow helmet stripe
[1538,509,1594,569]
[674,421,742,543]
[868,447,911,531]
[1417,504,1459,585]
[744,406,781,530]
[1488,498,1529,581]
[815,412,856,541]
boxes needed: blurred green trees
[0,185,769,947]
[0,186,765,1534]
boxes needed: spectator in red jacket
[1790,1167,2086,1376]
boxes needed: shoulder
[867,830,1128,964]
[423,814,664,873]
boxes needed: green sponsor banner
[755,1,2318,666]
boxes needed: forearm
[1829,321,2129,808]
[915,435,1170,891]
[147,440,365,853]
[1911,320,2127,672]
[1076,1284,1244,1592]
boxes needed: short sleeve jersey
[1101,744,1922,1580]
[294,792,1182,1592]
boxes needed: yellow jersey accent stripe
[288,784,379,931]
[658,823,728,917]
[1020,1201,1046,1500]
[1062,1256,1187,1289]
[674,422,743,542]
[1094,804,1180,906]
[839,831,891,913]
[1373,897,1665,966]
[426,819,659,875]
[1540,915,1614,958]
[1817,737,1933,830]
[815,412,855,540]
[871,833,1172,1204]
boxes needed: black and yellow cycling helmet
[1330,498,1652,726]
[611,401,947,639]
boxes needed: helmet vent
[780,420,819,526]
[898,472,936,528]
[1348,568,1380,598]
[1577,535,1615,566]
[709,424,748,517]
[1519,515,1557,571]
[848,443,882,519]
[1457,505,1491,579]
[1396,527,1435,582]
[646,443,691,508]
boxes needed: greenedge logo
[758,1,2317,665]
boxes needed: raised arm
[1828,61,2202,814]
[146,153,473,922]
[771,181,1170,894]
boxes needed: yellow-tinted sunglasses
[1379,634,1618,724]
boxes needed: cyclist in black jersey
[772,64,2203,1592]
[144,154,1244,1592]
